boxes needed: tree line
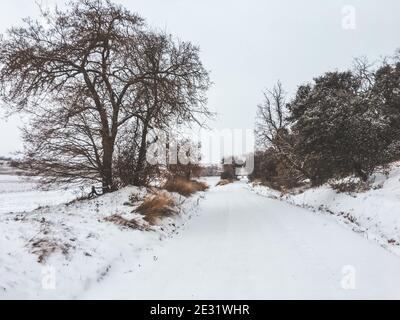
[0,0,211,192]
[252,51,400,189]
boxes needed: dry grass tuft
[30,239,70,264]
[216,179,233,186]
[104,214,149,231]
[163,177,209,196]
[136,193,177,225]
[190,180,209,192]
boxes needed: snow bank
[249,163,400,256]
[0,182,204,299]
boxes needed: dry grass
[163,177,208,196]
[30,239,70,264]
[216,179,233,186]
[104,214,149,231]
[190,180,209,192]
[136,193,177,225]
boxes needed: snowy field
[0,175,84,214]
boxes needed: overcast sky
[0,0,399,158]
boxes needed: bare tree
[255,81,308,179]
[130,31,212,185]
[0,0,211,191]
[255,81,287,149]
[352,56,375,93]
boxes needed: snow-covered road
[83,181,400,299]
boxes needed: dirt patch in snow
[104,214,150,231]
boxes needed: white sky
[0,0,399,159]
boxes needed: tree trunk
[132,124,149,186]
[186,168,191,180]
[102,137,114,193]
[354,161,368,182]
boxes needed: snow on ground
[0,175,84,214]
[83,180,400,299]
[0,176,205,299]
[249,163,400,256]
[3,173,400,299]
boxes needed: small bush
[221,171,235,180]
[163,177,208,197]
[136,193,177,225]
[249,149,303,191]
